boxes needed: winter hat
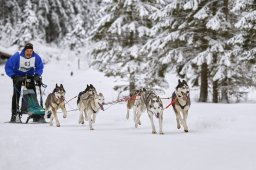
[24,43,33,51]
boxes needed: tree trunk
[212,52,218,103]
[223,0,229,19]
[211,2,220,103]
[212,80,219,103]
[129,72,135,95]
[220,79,229,103]
[220,89,229,103]
[199,63,208,102]
[220,0,229,103]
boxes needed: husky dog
[133,89,164,134]
[78,92,105,130]
[77,84,97,123]
[45,84,67,127]
[77,84,97,105]
[126,90,142,124]
[172,79,191,132]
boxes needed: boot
[33,115,47,123]
[38,116,47,123]
[10,114,16,123]
[9,114,22,123]
[33,117,39,122]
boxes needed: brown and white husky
[44,84,67,127]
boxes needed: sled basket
[21,89,45,116]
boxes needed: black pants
[12,78,36,116]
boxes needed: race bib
[19,56,35,72]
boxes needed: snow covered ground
[0,59,256,170]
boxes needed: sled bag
[21,89,45,116]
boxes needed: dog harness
[172,92,190,109]
[90,104,97,114]
[52,94,64,106]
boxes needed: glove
[34,75,42,85]
[12,75,26,83]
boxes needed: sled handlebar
[37,83,47,88]
[18,75,47,88]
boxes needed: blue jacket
[5,49,44,78]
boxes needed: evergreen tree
[145,0,254,103]
[62,14,86,49]
[230,0,256,67]
[89,0,163,95]
[62,0,102,49]
[36,0,51,40]
[15,0,39,47]
[143,0,200,95]
[0,0,21,46]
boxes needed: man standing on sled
[5,43,45,123]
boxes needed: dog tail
[77,91,83,105]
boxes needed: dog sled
[16,76,47,124]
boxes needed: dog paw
[152,131,157,134]
[138,120,141,125]
[184,130,189,133]
[90,128,94,130]
[57,124,60,127]
[159,132,164,135]
[63,115,67,118]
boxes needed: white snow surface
[0,60,256,170]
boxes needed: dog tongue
[60,97,65,102]
[182,95,187,100]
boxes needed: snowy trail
[1,62,256,170]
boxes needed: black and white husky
[133,89,164,134]
[77,85,104,130]
[44,84,67,127]
[172,79,191,132]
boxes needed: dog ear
[178,79,181,84]
[182,80,187,85]
[55,84,58,88]
[60,84,63,88]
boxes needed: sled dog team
[45,79,191,134]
